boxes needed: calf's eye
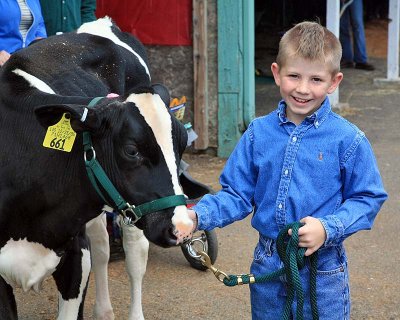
[124,144,139,157]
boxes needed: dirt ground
[13,19,399,319]
[365,19,388,59]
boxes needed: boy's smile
[271,57,343,125]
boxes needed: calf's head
[35,87,192,247]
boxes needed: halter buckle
[121,203,140,226]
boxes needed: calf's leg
[122,223,149,320]
[53,232,91,320]
[86,214,114,320]
[0,277,17,320]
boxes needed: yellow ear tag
[42,113,77,152]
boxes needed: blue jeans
[340,0,368,63]
[250,236,350,319]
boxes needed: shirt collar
[276,97,331,128]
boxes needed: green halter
[83,97,186,225]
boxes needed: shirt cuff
[318,215,345,247]
[192,203,211,231]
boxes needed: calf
[0,18,192,319]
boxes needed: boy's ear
[271,62,281,86]
[327,72,344,94]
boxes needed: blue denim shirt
[194,98,387,247]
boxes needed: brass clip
[199,251,230,283]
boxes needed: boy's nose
[296,80,310,94]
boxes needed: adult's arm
[34,8,47,38]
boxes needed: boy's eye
[288,74,299,79]
[312,77,322,82]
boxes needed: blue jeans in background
[250,236,351,319]
[340,0,368,63]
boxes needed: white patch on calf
[126,93,193,238]
[12,69,55,94]
[0,238,61,292]
[77,17,150,79]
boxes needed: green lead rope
[222,222,319,320]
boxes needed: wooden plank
[243,0,255,127]
[218,0,242,93]
[218,0,243,157]
[193,0,209,150]
[218,93,242,157]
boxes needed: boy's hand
[0,50,11,66]
[187,209,198,233]
[288,216,326,256]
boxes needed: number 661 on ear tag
[43,113,77,152]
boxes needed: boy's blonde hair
[276,21,342,74]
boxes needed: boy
[189,21,387,319]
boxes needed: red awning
[96,0,192,46]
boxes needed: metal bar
[326,0,341,107]
[387,0,400,80]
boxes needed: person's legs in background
[348,0,368,64]
[340,0,374,70]
[339,4,354,68]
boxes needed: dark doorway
[254,1,326,116]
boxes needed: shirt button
[284,169,289,175]
[278,203,283,209]
[292,136,297,142]
[315,121,319,126]
[63,16,67,20]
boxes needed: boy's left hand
[288,216,326,256]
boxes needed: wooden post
[193,0,209,150]
[243,0,255,127]
[217,0,243,157]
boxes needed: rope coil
[200,222,319,320]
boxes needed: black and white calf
[0,17,192,319]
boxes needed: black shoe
[340,60,354,69]
[355,62,375,71]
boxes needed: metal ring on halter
[84,147,96,162]
[120,203,139,226]
[186,237,207,259]
[122,216,133,226]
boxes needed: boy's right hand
[188,209,198,232]
[0,50,11,66]
[288,216,326,256]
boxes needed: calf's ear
[34,104,101,132]
[152,83,170,108]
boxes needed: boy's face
[271,57,343,125]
